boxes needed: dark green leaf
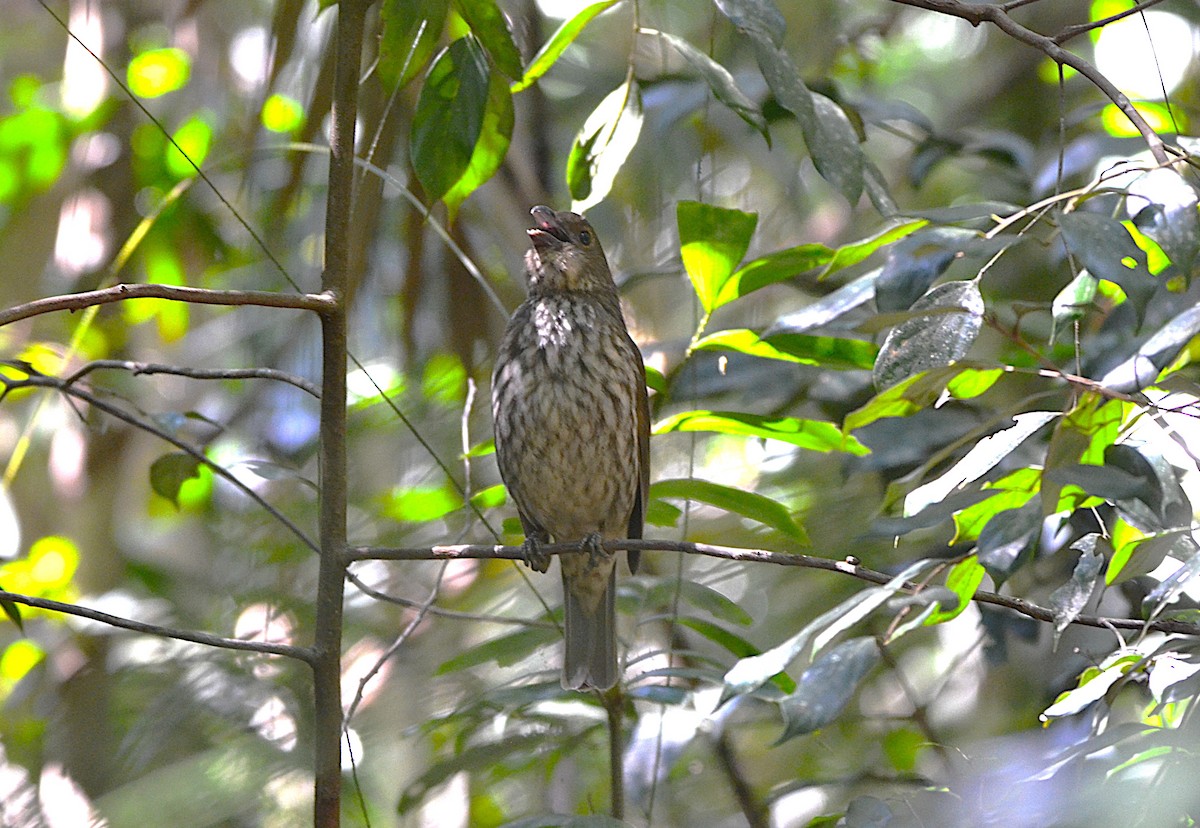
[453,0,523,79]
[1,592,23,630]
[1145,539,1200,615]
[378,0,447,90]
[655,410,868,456]
[442,65,514,217]
[1049,534,1105,642]
[713,0,786,44]
[646,580,753,625]
[873,280,985,390]
[777,637,879,741]
[1108,528,1191,586]
[766,269,881,335]
[1041,393,1123,515]
[650,477,809,542]
[677,201,759,312]
[874,227,980,313]
[976,502,1041,584]
[1042,463,1153,503]
[676,617,766,660]
[512,1,618,93]
[436,624,559,673]
[566,80,643,209]
[642,29,768,139]
[1060,212,1156,319]
[692,328,877,370]
[1132,171,1200,275]
[1100,303,1200,392]
[411,37,490,202]
[150,452,202,508]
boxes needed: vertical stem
[313,1,367,825]
[604,689,626,820]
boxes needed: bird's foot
[581,532,606,571]
[521,535,551,573]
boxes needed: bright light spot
[903,11,985,62]
[251,696,298,751]
[341,637,390,711]
[234,603,296,647]
[771,786,830,827]
[261,94,305,133]
[127,47,191,99]
[39,763,100,828]
[1094,11,1197,99]
[53,189,111,277]
[70,132,121,171]
[0,640,44,684]
[342,727,364,773]
[0,486,19,560]
[49,424,87,499]
[347,362,403,404]
[61,4,107,118]
[534,0,594,19]
[230,26,270,91]
[419,770,467,828]
[1126,168,1199,218]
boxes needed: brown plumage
[491,206,650,690]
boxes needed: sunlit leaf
[677,201,758,313]
[382,485,463,522]
[127,48,191,98]
[1108,528,1191,586]
[1131,171,1200,276]
[777,637,879,741]
[655,410,868,455]
[165,114,212,179]
[150,453,203,508]
[951,467,1041,544]
[469,484,506,509]
[1041,653,1140,720]
[873,280,984,390]
[411,37,491,202]
[567,79,643,211]
[641,29,768,139]
[1041,393,1125,515]
[926,556,985,625]
[1060,211,1155,319]
[379,0,448,90]
[453,0,523,79]
[442,66,513,217]
[819,220,928,281]
[651,477,808,543]
[0,639,43,684]
[513,2,618,91]
[1050,271,1098,343]
[692,328,877,370]
[1100,303,1200,392]
[715,244,831,308]
[844,364,1003,433]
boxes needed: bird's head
[524,206,616,295]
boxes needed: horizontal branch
[348,539,1200,637]
[0,283,338,328]
[0,590,314,663]
[64,359,320,398]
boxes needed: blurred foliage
[0,0,1199,826]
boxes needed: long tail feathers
[562,568,617,690]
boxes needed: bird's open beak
[528,205,568,252]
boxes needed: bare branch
[344,568,553,627]
[349,539,1200,638]
[0,590,314,662]
[887,0,1170,164]
[0,283,337,329]
[1054,0,1167,45]
[64,359,320,398]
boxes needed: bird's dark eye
[578,230,592,245]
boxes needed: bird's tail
[562,568,617,690]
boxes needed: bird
[491,205,650,690]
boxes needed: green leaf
[436,624,560,674]
[381,485,463,522]
[640,29,768,139]
[650,478,809,543]
[1041,393,1124,516]
[453,0,523,79]
[1,592,23,630]
[715,244,833,308]
[150,452,203,508]
[873,280,985,391]
[1144,540,1200,615]
[819,220,928,281]
[644,580,753,625]
[844,365,1003,433]
[1050,271,1098,343]
[411,37,491,202]
[677,201,759,313]
[1101,303,1200,392]
[442,66,514,217]
[777,637,880,741]
[655,410,869,455]
[127,47,191,99]
[692,328,877,370]
[1060,211,1156,319]
[644,364,667,394]
[976,502,1041,585]
[950,467,1041,544]
[925,556,985,625]
[874,227,982,312]
[903,412,1058,517]
[566,80,643,210]
[512,1,617,93]
[676,617,765,660]
[1107,528,1190,586]
[378,0,448,90]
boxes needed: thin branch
[64,359,321,398]
[344,568,553,627]
[0,283,337,329]
[0,590,314,663]
[1054,0,1167,45]
[887,0,1171,164]
[4,374,319,554]
[349,539,1200,637]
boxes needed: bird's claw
[521,536,551,573]
[581,532,606,570]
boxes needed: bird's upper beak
[528,205,568,253]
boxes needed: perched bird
[491,206,650,690]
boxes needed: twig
[349,539,1200,637]
[344,568,553,627]
[1054,0,1167,45]
[64,359,320,398]
[0,283,336,329]
[0,590,314,662]
[887,0,1171,164]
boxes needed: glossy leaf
[1041,393,1124,516]
[717,244,833,307]
[976,501,1041,585]
[777,637,879,741]
[1041,654,1139,720]
[819,220,928,281]
[411,37,490,202]
[453,0,523,79]
[378,0,448,89]
[676,617,767,660]
[442,66,514,217]
[873,280,984,390]
[150,452,203,508]
[650,478,809,543]
[766,268,882,335]
[1050,271,1098,343]
[926,556,986,625]
[904,411,1058,517]
[1100,303,1200,392]
[641,29,768,139]
[874,227,979,312]
[1144,539,1200,614]
[951,467,1041,544]
[844,364,1003,432]
[655,410,869,455]
[567,80,643,210]
[1048,534,1105,642]
[1131,170,1200,275]
[1060,211,1156,318]
[1108,528,1191,586]
[1,592,22,630]
[512,1,617,92]
[692,328,877,369]
[677,201,758,313]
